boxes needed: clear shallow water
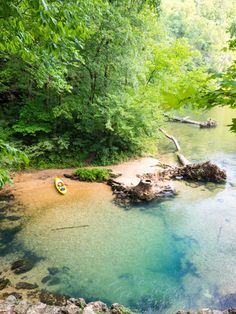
[1,107,236,313]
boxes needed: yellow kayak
[55,177,67,195]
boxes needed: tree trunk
[164,113,217,128]
[159,128,226,182]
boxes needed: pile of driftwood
[107,126,226,205]
[158,128,226,182]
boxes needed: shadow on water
[0,195,45,270]
[0,198,23,256]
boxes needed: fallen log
[159,128,191,166]
[159,128,181,151]
[177,152,190,166]
[159,128,226,182]
[164,113,217,128]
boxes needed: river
[0,107,236,313]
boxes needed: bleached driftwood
[159,128,226,182]
[164,113,217,128]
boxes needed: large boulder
[14,299,32,314]
[83,301,109,314]
[67,298,86,309]
[110,303,133,314]
[62,303,82,314]
[0,295,16,312]
[24,302,47,314]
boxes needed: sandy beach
[4,157,160,210]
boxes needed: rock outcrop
[0,295,134,314]
[176,310,236,314]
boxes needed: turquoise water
[1,107,236,313]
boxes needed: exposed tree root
[144,161,226,183]
[164,113,217,128]
[159,128,226,182]
[107,178,175,204]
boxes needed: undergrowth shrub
[74,168,112,181]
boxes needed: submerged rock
[47,267,60,276]
[41,275,60,286]
[4,215,21,221]
[41,275,51,284]
[0,277,10,290]
[15,282,38,290]
[11,259,34,274]
[39,290,69,306]
[46,277,60,286]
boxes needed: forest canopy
[0,0,236,185]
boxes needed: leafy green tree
[0,140,28,188]
[0,0,222,167]
[206,23,236,131]
[0,0,105,90]
[160,0,236,71]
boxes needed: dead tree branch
[164,113,217,128]
[159,128,226,182]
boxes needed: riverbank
[0,156,164,307]
[3,157,161,210]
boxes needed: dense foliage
[161,0,236,71]
[0,0,235,187]
[0,140,28,188]
[206,23,236,132]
